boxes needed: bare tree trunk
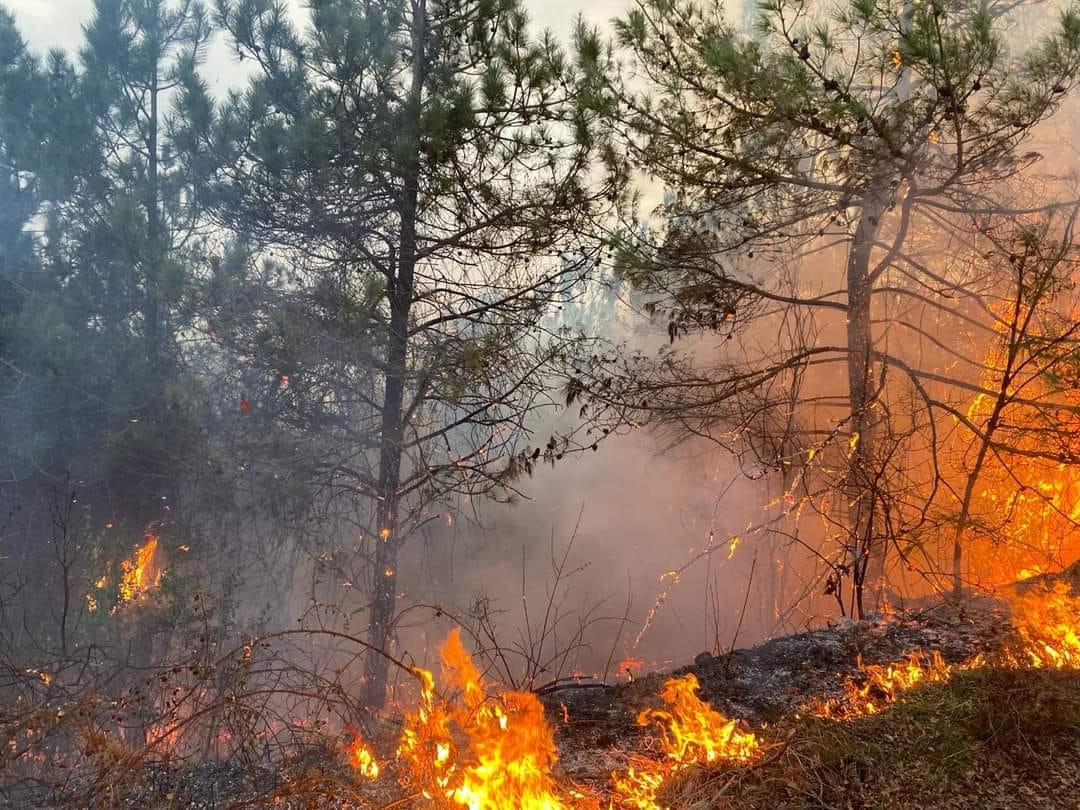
[951,418,999,599]
[362,0,426,710]
[951,272,1028,598]
[846,186,887,618]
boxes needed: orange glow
[950,296,1080,590]
[118,536,164,604]
[1009,580,1080,668]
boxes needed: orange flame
[612,674,758,809]
[348,734,380,780]
[397,629,569,809]
[1009,580,1080,668]
[118,536,164,604]
[812,651,952,719]
[638,674,759,766]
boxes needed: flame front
[813,651,952,719]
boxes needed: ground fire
[6,0,1080,806]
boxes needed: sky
[6,0,628,78]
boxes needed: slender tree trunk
[131,23,163,747]
[843,0,914,617]
[362,0,426,710]
[951,415,999,599]
[845,186,887,618]
[141,19,168,529]
[145,30,162,389]
[951,284,1026,598]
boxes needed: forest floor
[36,569,1080,808]
[546,596,1080,808]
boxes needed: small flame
[640,674,759,766]
[118,536,164,604]
[397,629,568,809]
[348,735,380,780]
[618,657,644,680]
[612,674,758,809]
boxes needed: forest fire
[611,674,759,809]
[8,0,1080,806]
[397,629,569,809]
[1010,580,1080,668]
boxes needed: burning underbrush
[3,571,1080,808]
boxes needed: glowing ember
[612,674,758,809]
[1009,580,1080,668]
[348,734,380,780]
[118,536,164,604]
[397,629,569,810]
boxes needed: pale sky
[5,0,628,89]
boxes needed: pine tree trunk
[362,0,426,710]
[142,19,167,528]
[845,185,887,618]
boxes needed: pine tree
[209,0,624,705]
[0,1,217,671]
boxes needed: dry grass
[663,668,1080,809]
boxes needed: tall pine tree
[209,0,624,705]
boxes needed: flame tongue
[397,629,569,810]
[638,674,758,766]
[613,673,759,809]
[349,735,380,780]
[118,535,163,604]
